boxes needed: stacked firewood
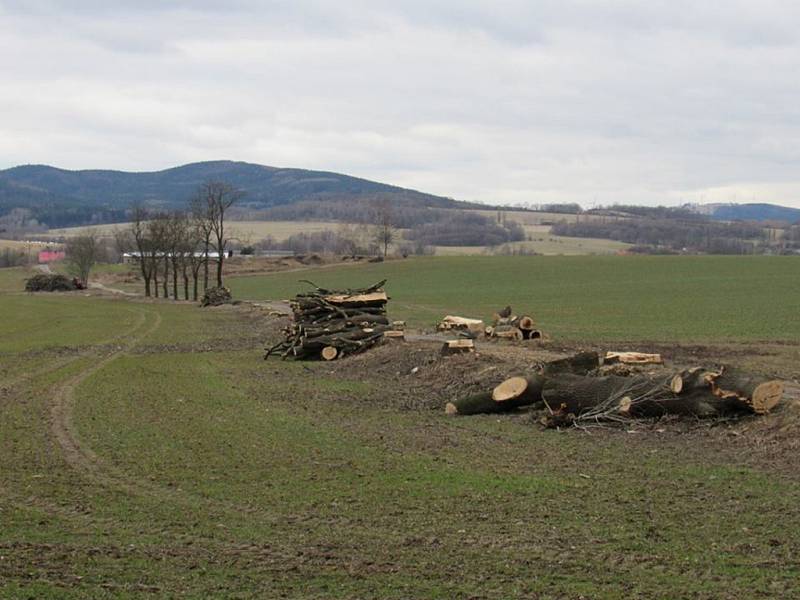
[265,280,391,361]
[445,351,784,425]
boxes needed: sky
[1,1,800,208]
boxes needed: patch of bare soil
[324,339,574,410]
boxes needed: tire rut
[45,307,276,520]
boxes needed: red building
[38,250,65,263]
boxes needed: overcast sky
[2,1,800,207]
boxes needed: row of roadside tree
[115,180,242,300]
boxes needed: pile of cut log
[437,307,542,343]
[265,280,390,360]
[486,308,542,341]
[445,351,785,425]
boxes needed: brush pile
[25,274,81,292]
[265,280,391,360]
[201,286,233,307]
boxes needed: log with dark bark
[542,374,635,415]
[445,392,497,416]
[542,352,601,376]
[539,366,784,427]
[670,367,719,395]
[708,367,783,414]
[492,375,544,408]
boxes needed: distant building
[38,250,65,263]
[122,251,225,264]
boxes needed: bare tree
[65,233,99,287]
[145,213,170,299]
[185,221,207,301]
[190,188,216,290]
[372,200,395,257]
[164,211,190,300]
[124,205,157,296]
[192,180,243,287]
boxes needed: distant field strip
[228,255,800,342]
[37,215,628,255]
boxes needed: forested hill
[705,203,800,223]
[0,160,466,227]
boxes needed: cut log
[709,368,784,414]
[540,374,721,424]
[445,392,499,416]
[491,325,524,341]
[670,367,717,394]
[492,375,544,408]
[321,346,338,361]
[517,316,535,330]
[438,315,485,334]
[384,330,405,340]
[524,329,543,340]
[605,352,663,365]
[323,291,388,306]
[542,374,634,415]
[441,339,475,355]
[542,352,601,376]
[446,388,534,416]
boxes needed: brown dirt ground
[266,326,800,478]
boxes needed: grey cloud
[1,1,799,207]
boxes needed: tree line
[551,217,768,254]
[115,181,243,299]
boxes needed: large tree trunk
[709,368,784,414]
[162,259,169,298]
[445,392,504,416]
[542,352,601,376]
[542,374,634,415]
[492,375,544,408]
[203,249,209,291]
[172,260,179,300]
[144,276,151,298]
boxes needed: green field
[229,255,800,342]
[2,259,800,597]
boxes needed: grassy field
[2,260,800,597]
[44,220,344,243]
[38,215,628,255]
[228,255,800,342]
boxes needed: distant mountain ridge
[0,160,466,227]
[687,202,800,223]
